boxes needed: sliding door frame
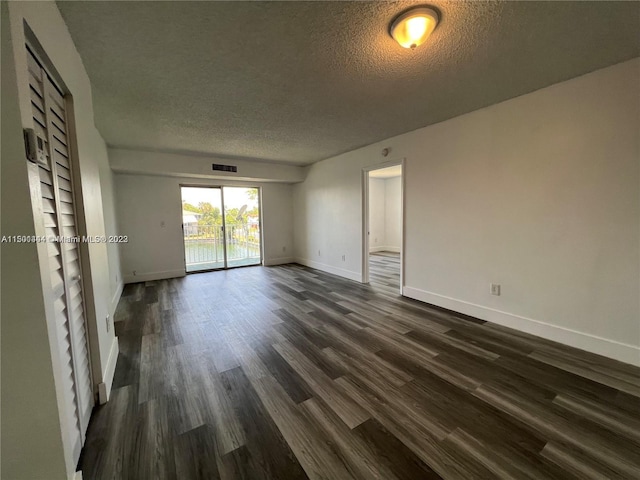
[179,184,263,273]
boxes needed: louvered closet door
[27,48,93,464]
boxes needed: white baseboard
[403,286,640,367]
[369,246,401,253]
[110,281,124,317]
[264,256,294,266]
[123,269,186,284]
[98,337,119,404]
[295,257,362,282]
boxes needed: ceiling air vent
[212,163,237,173]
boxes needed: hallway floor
[369,251,400,294]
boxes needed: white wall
[369,178,386,251]
[369,176,402,253]
[2,1,122,477]
[384,176,402,251]
[293,58,640,366]
[115,173,294,283]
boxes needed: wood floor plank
[352,418,442,480]
[220,367,309,479]
[299,397,401,480]
[273,340,370,429]
[174,424,222,480]
[253,343,314,404]
[273,321,347,380]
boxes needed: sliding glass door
[181,186,261,273]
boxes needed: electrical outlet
[490,283,501,296]
[106,314,110,332]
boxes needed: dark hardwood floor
[81,264,640,479]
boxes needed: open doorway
[181,186,262,273]
[363,163,403,294]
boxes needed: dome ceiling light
[389,7,439,49]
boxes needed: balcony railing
[184,223,260,271]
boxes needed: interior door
[27,46,93,463]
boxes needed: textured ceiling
[56,1,640,165]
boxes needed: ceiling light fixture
[389,7,439,49]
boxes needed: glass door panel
[223,187,262,267]
[181,187,225,272]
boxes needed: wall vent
[212,163,237,173]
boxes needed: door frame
[361,158,406,294]
[179,184,263,273]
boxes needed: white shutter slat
[68,282,81,298]
[49,99,66,123]
[57,165,71,181]
[42,197,56,214]
[44,225,58,238]
[58,189,73,204]
[48,85,66,112]
[26,49,42,77]
[66,246,79,263]
[52,120,67,140]
[50,269,64,296]
[62,227,78,240]
[57,176,72,194]
[54,150,70,169]
[29,69,44,92]
[49,253,63,273]
[69,296,83,318]
[32,104,47,128]
[53,137,69,159]
[53,132,67,148]
[30,87,45,112]
[61,214,75,227]
[47,241,59,258]
[43,213,57,228]
[59,201,74,215]
[39,166,53,186]
[41,183,55,200]
[66,261,81,279]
